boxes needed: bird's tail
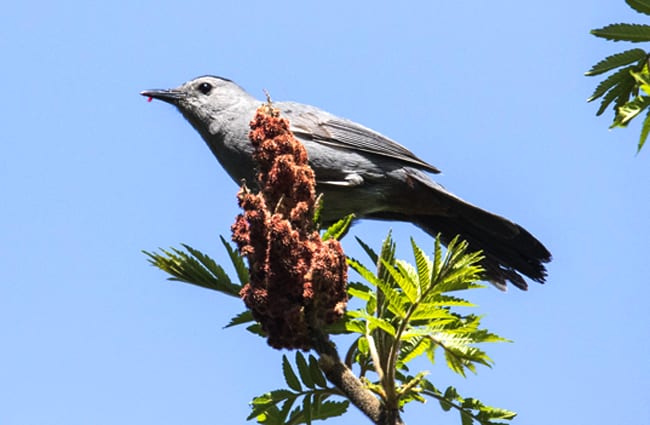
[413,208,551,290]
[370,190,551,290]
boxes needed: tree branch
[311,328,404,425]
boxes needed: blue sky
[1,1,648,424]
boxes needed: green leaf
[282,355,302,392]
[439,386,457,411]
[399,336,432,364]
[638,109,650,152]
[182,244,241,294]
[366,291,377,315]
[295,352,314,389]
[347,310,397,336]
[321,214,354,241]
[354,236,378,264]
[587,66,635,102]
[357,335,370,356]
[432,235,443,283]
[275,399,295,424]
[310,400,349,421]
[224,310,255,328]
[397,389,426,406]
[427,240,484,294]
[408,304,457,321]
[421,380,516,425]
[346,281,374,301]
[374,279,409,318]
[626,0,650,15]
[255,405,282,424]
[220,235,249,285]
[323,312,365,334]
[308,355,327,388]
[432,271,484,295]
[246,322,265,337]
[611,94,650,128]
[302,393,312,425]
[312,193,323,225]
[397,260,422,301]
[436,334,493,376]
[382,258,418,304]
[591,23,650,42]
[411,238,432,290]
[460,409,473,425]
[585,49,647,77]
[345,235,514,421]
[396,371,428,398]
[377,232,397,284]
[347,258,381,288]
[247,390,295,421]
[143,245,241,296]
[596,73,636,116]
[631,68,650,95]
[341,319,366,334]
[426,294,476,308]
[268,389,296,402]
[443,346,486,377]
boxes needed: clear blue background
[1,2,648,424]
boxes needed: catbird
[141,76,551,290]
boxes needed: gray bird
[141,76,551,290]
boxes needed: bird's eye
[197,82,213,95]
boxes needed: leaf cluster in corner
[587,0,650,152]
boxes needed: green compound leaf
[295,352,314,389]
[220,235,249,285]
[308,355,327,388]
[591,23,650,42]
[626,0,650,16]
[611,94,650,128]
[282,355,302,392]
[224,310,255,328]
[585,49,647,77]
[588,66,636,103]
[247,389,296,421]
[596,75,636,116]
[143,244,242,296]
[322,214,354,241]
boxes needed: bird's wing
[285,109,441,174]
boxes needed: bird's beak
[140,88,184,104]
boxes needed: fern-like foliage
[142,237,245,297]
[587,0,650,152]
[346,235,510,402]
[144,237,258,331]
[145,226,515,424]
[248,353,349,425]
[321,214,355,242]
[592,23,650,42]
[421,380,516,425]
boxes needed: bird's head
[141,76,254,134]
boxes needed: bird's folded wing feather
[286,110,441,174]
